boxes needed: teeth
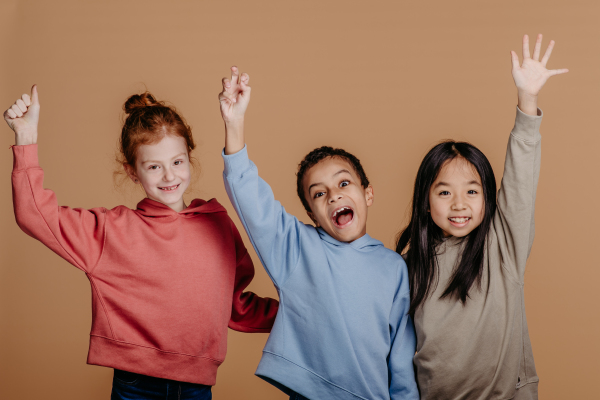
[159,184,179,191]
[449,217,470,223]
[332,207,350,218]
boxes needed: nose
[163,167,175,182]
[451,194,467,211]
[328,190,343,204]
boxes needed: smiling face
[303,157,374,243]
[125,134,191,212]
[429,157,485,237]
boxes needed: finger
[532,34,542,61]
[31,84,39,105]
[540,40,555,67]
[6,108,17,119]
[220,89,238,104]
[219,91,233,103]
[222,78,231,91]
[522,34,531,60]
[240,74,250,92]
[510,51,520,70]
[548,68,569,76]
[240,84,252,99]
[11,104,24,117]
[230,66,239,85]
[16,99,27,113]
[22,93,31,107]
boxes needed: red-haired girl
[5,87,278,400]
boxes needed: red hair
[118,92,196,168]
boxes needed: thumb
[31,84,40,105]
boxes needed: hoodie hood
[135,198,227,217]
[317,227,383,252]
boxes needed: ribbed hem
[256,352,368,400]
[12,144,39,171]
[87,335,221,385]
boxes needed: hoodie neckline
[317,227,382,251]
[135,198,226,217]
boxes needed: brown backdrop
[2,0,598,399]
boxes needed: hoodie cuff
[222,145,251,178]
[512,106,543,143]
[12,144,40,171]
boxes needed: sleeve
[11,144,106,273]
[388,263,419,400]
[222,145,304,288]
[228,219,279,333]
[493,107,543,280]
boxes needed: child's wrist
[225,116,244,126]
[15,132,38,146]
[517,92,538,116]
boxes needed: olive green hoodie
[413,107,541,400]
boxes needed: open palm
[511,34,568,97]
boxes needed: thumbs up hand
[4,84,40,145]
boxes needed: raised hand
[219,66,251,125]
[4,85,40,145]
[511,34,568,115]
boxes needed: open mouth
[158,184,180,191]
[448,216,471,227]
[331,206,354,228]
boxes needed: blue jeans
[289,391,310,400]
[111,369,212,400]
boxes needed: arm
[495,35,568,278]
[228,219,279,333]
[220,67,305,287]
[388,264,419,399]
[6,86,105,273]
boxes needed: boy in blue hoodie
[219,66,418,400]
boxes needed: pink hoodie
[11,144,278,385]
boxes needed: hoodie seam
[509,132,541,145]
[90,334,224,363]
[261,351,368,399]
[225,173,280,291]
[87,275,116,338]
[277,227,303,290]
[24,169,85,271]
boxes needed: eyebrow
[308,169,353,192]
[433,180,481,189]
[141,153,187,165]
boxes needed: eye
[468,190,478,195]
[314,192,325,199]
[340,180,350,188]
[439,190,450,196]
[174,160,182,166]
[149,165,159,170]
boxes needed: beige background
[1,0,598,399]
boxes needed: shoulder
[379,246,406,265]
[368,246,408,278]
[103,204,135,219]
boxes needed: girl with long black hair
[396,34,568,400]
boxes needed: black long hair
[396,141,497,316]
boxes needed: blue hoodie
[223,146,418,400]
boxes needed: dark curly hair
[296,146,370,213]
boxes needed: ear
[124,163,139,184]
[306,211,320,227]
[365,185,374,207]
